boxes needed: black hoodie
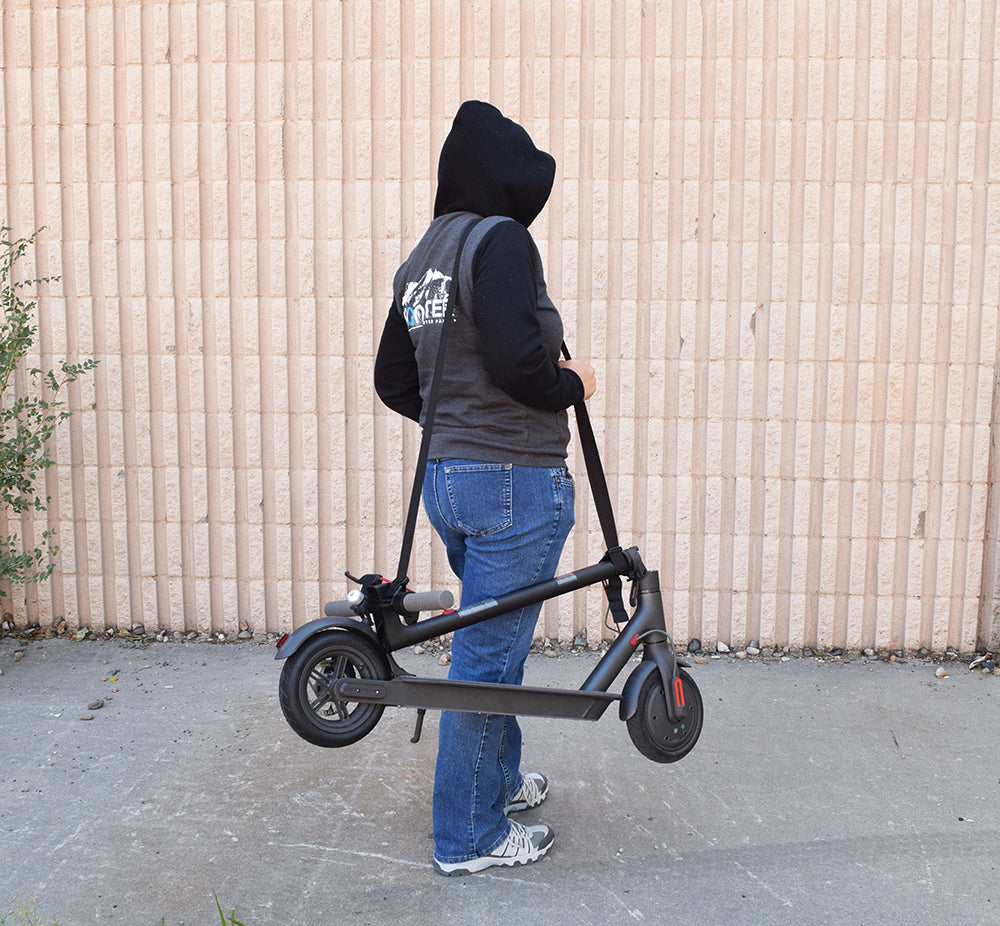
[374,101,583,465]
[433,100,556,226]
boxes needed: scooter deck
[334,676,619,720]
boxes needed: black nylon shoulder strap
[560,343,619,551]
[560,343,630,625]
[394,217,480,585]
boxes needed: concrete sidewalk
[2,635,998,926]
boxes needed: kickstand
[410,708,426,744]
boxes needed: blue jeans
[423,459,575,863]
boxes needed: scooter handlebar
[401,589,455,613]
[324,599,356,617]
[323,588,454,617]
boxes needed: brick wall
[1,0,998,651]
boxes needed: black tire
[626,668,703,763]
[278,631,389,748]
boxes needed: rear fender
[274,617,379,660]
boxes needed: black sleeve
[374,301,422,421]
[471,222,585,411]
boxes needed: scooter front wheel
[626,668,703,763]
[278,631,389,748]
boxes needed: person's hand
[559,359,597,400]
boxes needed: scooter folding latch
[599,546,648,586]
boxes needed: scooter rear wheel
[278,631,389,748]
[626,668,703,763]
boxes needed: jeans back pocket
[443,462,513,536]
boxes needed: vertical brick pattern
[1,0,997,651]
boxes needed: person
[374,100,597,876]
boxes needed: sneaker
[504,772,548,814]
[432,821,554,876]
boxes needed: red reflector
[630,634,640,647]
[673,677,686,707]
[275,633,289,649]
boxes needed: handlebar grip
[324,599,356,617]
[324,589,453,616]
[402,589,454,613]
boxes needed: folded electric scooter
[275,218,704,763]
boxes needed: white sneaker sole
[432,828,554,876]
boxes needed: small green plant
[0,893,61,926]
[157,896,248,926]
[0,227,97,595]
[213,893,247,926]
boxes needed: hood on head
[433,101,555,227]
